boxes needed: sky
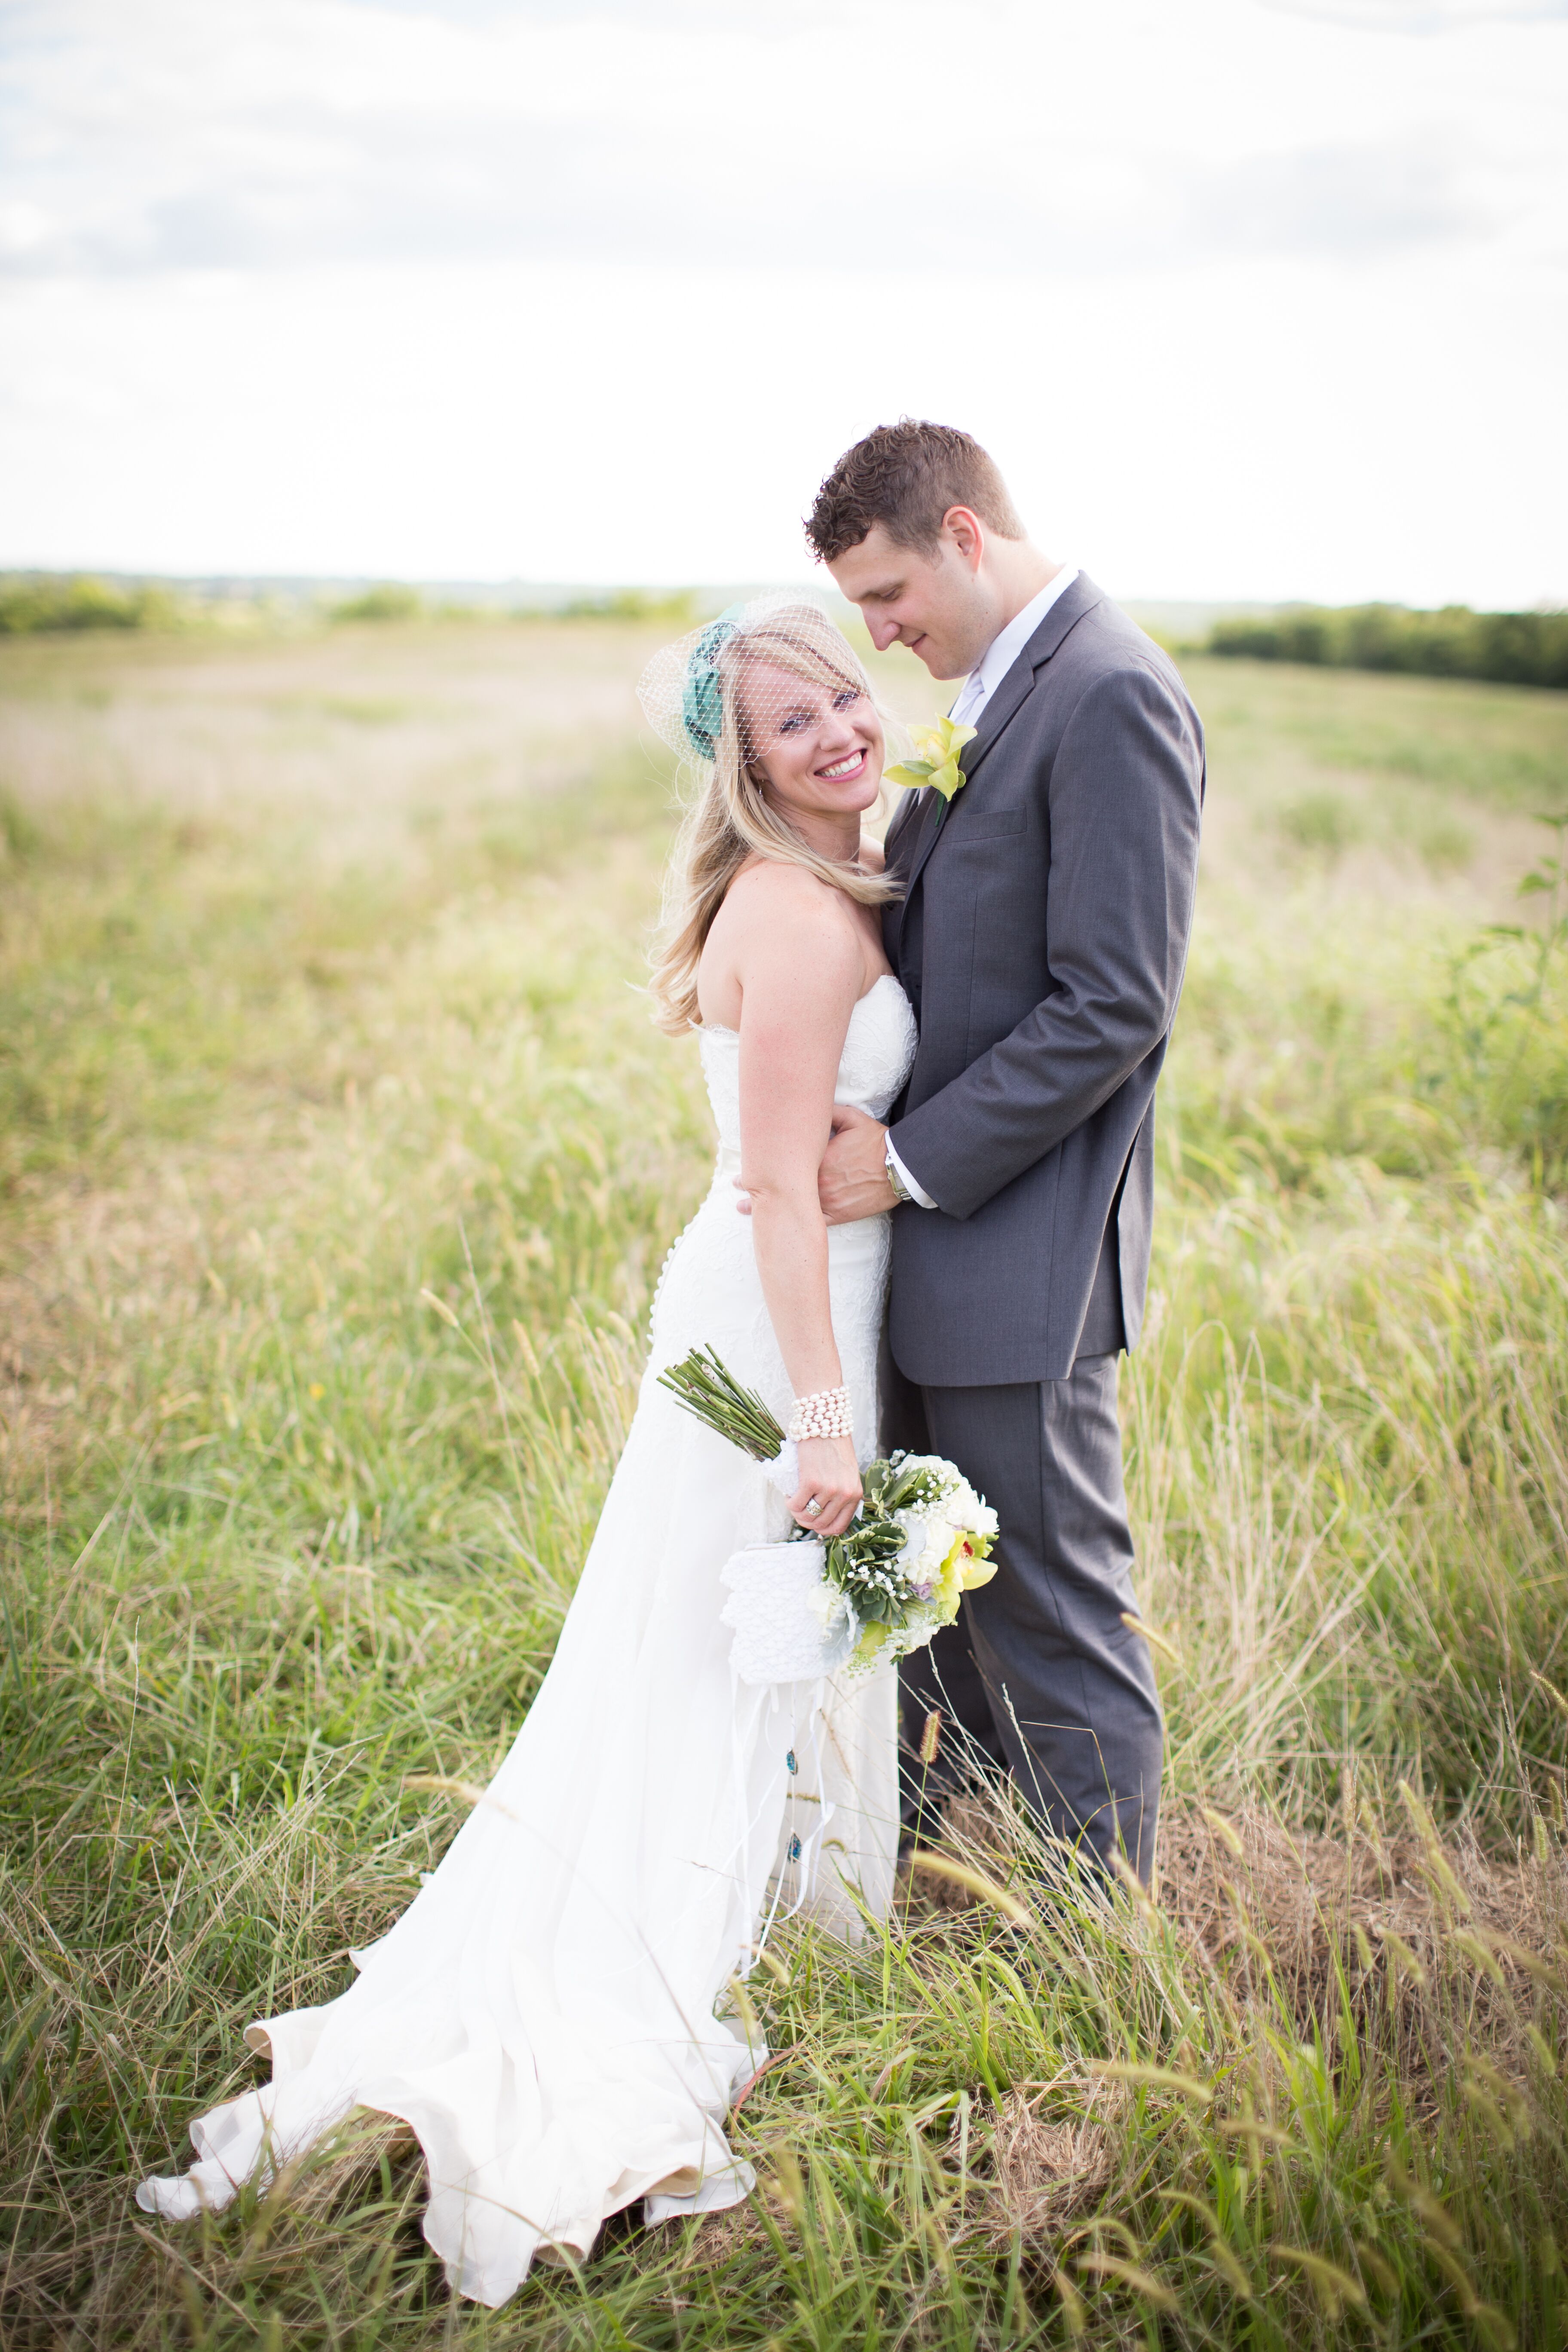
[0,0,1565,605]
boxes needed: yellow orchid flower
[942,1530,998,1592]
[884,715,977,805]
[924,1530,997,1629]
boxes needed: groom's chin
[906,634,944,677]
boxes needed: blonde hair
[649,604,898,1036]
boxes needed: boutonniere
[885,716,977,805]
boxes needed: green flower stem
[656,1345,787,1461]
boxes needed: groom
[807,420,1204,1886]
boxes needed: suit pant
[891,1357,1163,1884]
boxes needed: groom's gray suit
[880,573,1204,1883]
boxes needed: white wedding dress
[137,973,918,2306]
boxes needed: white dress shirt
[946,566,1080,730]
[885,565,1079,1212]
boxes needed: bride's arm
[730,866,865,1540]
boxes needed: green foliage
[322,585,704,628]
[4,628,1568,2346]
[0,573,185,634]
[557,588,701,624]
[1182,652,1568,815]
[325,583,425,624]
[1209,602,1568,690]
[1275,787,1366,855]
[0,786,43,862]
[1166,818,1568,1194]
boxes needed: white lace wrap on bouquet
[720,1540,857,1685]
[717,1440,857,1686]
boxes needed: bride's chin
[831,775,884,813]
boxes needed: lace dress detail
[136,974,918,2307]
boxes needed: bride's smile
[738,659,885,857]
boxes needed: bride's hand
[789,1435,862,1539]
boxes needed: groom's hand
[731,1105,899,1222]
[818,1104,899,1225]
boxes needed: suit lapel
[890,787,945,960]
[882,784,922,872]
[961,571,1105,786]
[895,572,1106,942]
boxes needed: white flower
[896,1453,953,1486]
[946,1482,998,1541]
[805,1577,850,1635]
[889,1507,923,1569]
[915,1463,992,1538]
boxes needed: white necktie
[949,670,986,727]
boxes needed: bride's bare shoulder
[714,858,863,969]
[722,855,856,922]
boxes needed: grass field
[4,619,1568,2349]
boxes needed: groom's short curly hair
[805,419,1026,564]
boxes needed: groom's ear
[940,508,987,573]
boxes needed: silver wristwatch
[883,1134,913,1204]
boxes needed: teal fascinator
[680,606,746,760]
[638,591,854,771]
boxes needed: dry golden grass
[3,618,1568,2347]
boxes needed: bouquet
[658,1347,999,1683]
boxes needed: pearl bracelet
[788,1384,854,1442]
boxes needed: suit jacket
[882,573,1205,1387]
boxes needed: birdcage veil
[637,589,887,774]
[640,590,901,1038]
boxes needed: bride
[136,596,918,2306]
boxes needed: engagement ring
[805,1498,822,1516]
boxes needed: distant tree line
[327,585,701,624]
[1207,603,1568,690]
[555,589,700,624]
[0,574,705,634]
[0,575,184,634]
[18,572,1557,688]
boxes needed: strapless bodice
[698,974,917,1166]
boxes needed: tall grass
[3,628,1567,2346]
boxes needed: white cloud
[1264,1,1568,28]
[3,0,1562,277]
[0,0,1563,601]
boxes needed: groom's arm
[887,663,1203,1222]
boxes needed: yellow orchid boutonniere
[884,715,977,805]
